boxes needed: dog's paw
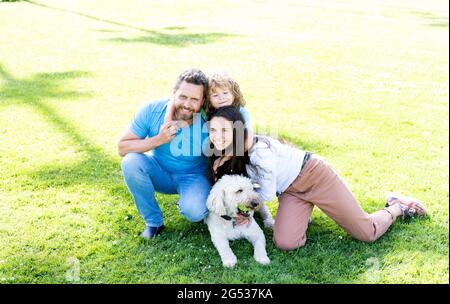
[222,256,237,268]
[255,255,270,265]
[263,218,275,228]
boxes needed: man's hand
[157,121,179,144]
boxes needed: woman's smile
[209,117,234,151]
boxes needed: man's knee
[121,153,144,176]
[180,204,208,223]
[178,179,210,222]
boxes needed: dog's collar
[221,208,250,222]
[221,215,233,221]
[221,209,252,227]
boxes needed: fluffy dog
[205,175,274,268]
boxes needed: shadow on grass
[163,26,188,31]
[25,0,239,47]
[105,32,238,47]
[0,64,128,201]
[413,10,449,28]
[0,67,92,106]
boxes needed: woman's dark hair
[207,106,249,183]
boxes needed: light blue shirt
[239,107,253,132]
[129,99,209,174]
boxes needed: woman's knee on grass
[273,232,307,251]
[350,229,378,243]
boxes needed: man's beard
[175,105,195,121]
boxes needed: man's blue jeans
[121,153,211,227]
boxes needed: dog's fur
[205,175,274,267]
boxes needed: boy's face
[173,81,204,123]
[209,85,234,109]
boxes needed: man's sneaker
[141,225,165,239]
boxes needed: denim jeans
[121,153,211,227]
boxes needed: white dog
[205,175,275,268]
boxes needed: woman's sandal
[385,192,427,220]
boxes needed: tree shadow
[105,32,238,47]
[93,29,120,33]
[25,0,240,47]
[0,67,92,107]
[163,26,187,31]
[413,10,449,28]
[0,64,128,202]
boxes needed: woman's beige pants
[273,155,398,250]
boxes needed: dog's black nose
[251,200,259,207]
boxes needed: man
[118,69,211,239]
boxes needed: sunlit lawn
[0,0,448,283]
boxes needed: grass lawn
[0,0,448,283]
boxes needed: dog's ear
[207,188,227,215]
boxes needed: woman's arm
[255,167,277,202]
[250,148,277,202]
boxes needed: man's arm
[117,121,178,157]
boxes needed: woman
[207,106,427,250]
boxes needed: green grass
[0,0,448,283]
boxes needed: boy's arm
[163,99,176,123]
[244,130,254,151]
[239,107,254,151]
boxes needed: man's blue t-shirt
[129,99,209,174]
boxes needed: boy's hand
[157,121,178,144]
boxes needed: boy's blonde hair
[205,72,246,113]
